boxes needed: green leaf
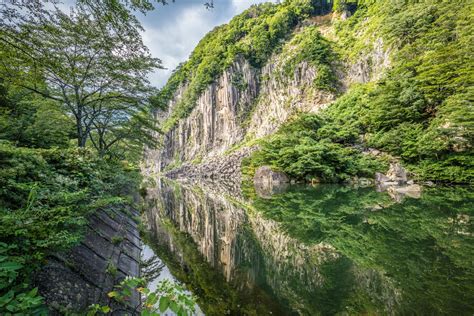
[101,305,111,313]
[0,290,14,307]
[0,261,23,272]
[28,287,38,296]
[159,297,169,313]
[107,291,118,298]
[146,292,158,306]
[170,300,179,313]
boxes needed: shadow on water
[142,179,474,315]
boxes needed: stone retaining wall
[34,205,142,315]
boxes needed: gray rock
[254,166,289,199]
[375,172,390,183]
[254,166,289,185]
[358,177,372,186]
[341,9,352,20]
[395,184,422,199]
[386,163,407,184]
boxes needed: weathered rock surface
[344,38,391,88]
[165,147,255,184]
[375,162,410,185]
[141,15,391,185]
[374,163,423,201]
[254,166,289,185]
[375,172,390,183]
[143,53,336,176]
[35,206,142,315]
[386,162,408,184]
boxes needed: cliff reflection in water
[142,179,474,315]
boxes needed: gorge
[139,0,474,315]
[0,0,472,315]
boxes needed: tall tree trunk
[76,122,84,147]
[76,104,88,147]
[79,135,88,147]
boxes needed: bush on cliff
[246,114,386,182]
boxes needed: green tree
[0,5,161,151]
[0,83,73,148]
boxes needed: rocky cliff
[147,57,258,174]
[143,3,391,178]
[144,0,472,184]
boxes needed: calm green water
[143,179,474,315]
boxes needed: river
[141,178,473,315]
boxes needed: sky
[136,0,276,88]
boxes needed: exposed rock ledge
[34,205,142,315]
[165,147,256,185]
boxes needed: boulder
[375,172,390,183]
[254,166,289,185]
[254,166,289,198]
[386,162,407,184]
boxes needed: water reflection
[142,179,474,315]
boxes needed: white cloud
[142,5,218,87]
[140,0,277,88]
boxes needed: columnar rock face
[143,54,336,175]
[143,42,390,177]
[145,57,259,174]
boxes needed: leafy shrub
[282,26,337,91]
[0,84,73,149]
[103,277,196,316]
[247,114,385,182]
[0,243,47,315]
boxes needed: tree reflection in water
[142,179,474,315]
